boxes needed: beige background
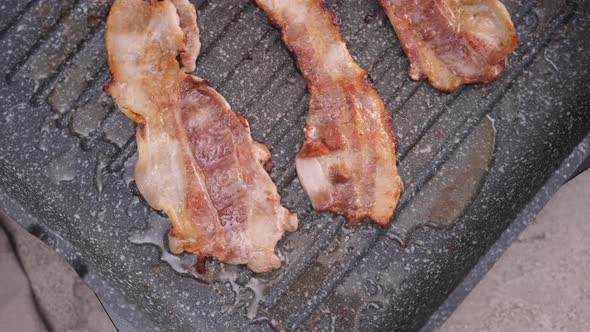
[441,170,590,331]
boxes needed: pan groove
[196,3,254,63]
[5,0,83,83]
[239,2,566,326]
[0,0,39,38]
[31,24,106,106]
[285,5,578,329]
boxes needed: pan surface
[0,0,589,331]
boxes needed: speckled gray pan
[0,0,589,331]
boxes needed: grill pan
[1,0,589,331]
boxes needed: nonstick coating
[0,0,589,331]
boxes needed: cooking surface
[0,0,589,331]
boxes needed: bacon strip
[105,0,297,272]
[380,0,518,92]
[170,0,200,72]
[256,0,403,225]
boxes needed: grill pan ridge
[0,0,589,331]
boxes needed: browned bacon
[380,0,518,92]
[104,0,297,272]
[256,0,403,225]
[170,0,200,72]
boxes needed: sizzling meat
[380,0,518,92]
[105,0,297,272]
[256,0,403,225]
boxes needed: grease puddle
[389,116,497,243]
[128,213,271,319]
[128,214,197,274]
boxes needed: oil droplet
[246,277,265,319]
[36,115,58,152]
[95,154,108,194]
[102,111,134,148]
[216,265,241,312]
[126,196,140,217]
[97,207,106,223]
[123,152,138,186]
[46,147,79,183]
[71,94,111,138]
